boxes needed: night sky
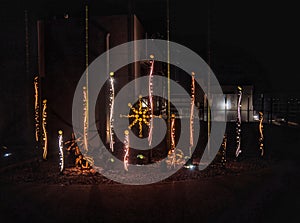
[1,0,299,95]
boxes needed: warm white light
[235,86,242,157]
[259,112,264,156]
[148,60,155,147]
[109,74,115,152]
[34,76,40,142]
[123,130,130,171]
[189,72,195,157]
[58,130,64,173]
[83,86,88,153]
[42,99,48,160]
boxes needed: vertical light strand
[42,99,48,160]
[83,86,88,153]
[58,130,64,173]
[83,4,89,153]
[123,130,130,171]
[235,86,242,157]
[170,114,176,167]
[167,0,171,151]
[221,134,227,167]
[258,112,264,156]
[148,57,155,147]
[34,76,39,142]
[189,72,195,157]
[109,72,115,152]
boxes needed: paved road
[1,160,299,223]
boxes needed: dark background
[1,0,299,93]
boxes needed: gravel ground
[0,155,273,185]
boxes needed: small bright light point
[109,72,114,77]
[189,165,195,169]
[58,130,63,135]
[137,154,145,159]
[124,130,129,135]
[184,164,195,169]
[149,54,154,59]
[3,153,12,158]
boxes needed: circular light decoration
[121,96,151,138]
[58,130,64,173]
[235,86,242,158]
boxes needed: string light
[148,58,155,147]
[259,112,264,156]
[42,99,48,160]
[189,72,195,158]
[166,114,177,168]
[58,130,64,173]
[83,86,88,153]
[221,134,227,167]
[34,76,40,142]
[235,86,242,157]
[123,130,130,171]
[109,72,115,152]
[170,114,176,151]
[166,149,185,169]
[83,4,89,154]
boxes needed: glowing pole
[221,134,227,168]
[235,86,242,157]
[34,76,40,142]
[170,114,176,167]
[109,72,115,152]
[58,130,64,173]
[259,112,264,156]
[148,57,155,147]
[123,130,130,171]
[83,4,89,154]
[42,99,48,160]
[189,72,195,158]
[83,86,88,153]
